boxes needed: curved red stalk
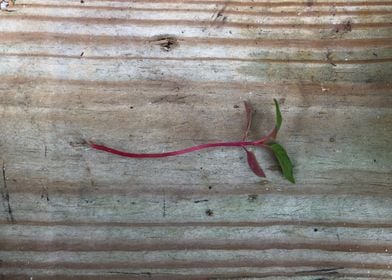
[254,127,278,144]
[88,140,265,159]
[88,101,274,159]
[242,101,253,141]
[85,99,294,182]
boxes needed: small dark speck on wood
[247,194,258,202]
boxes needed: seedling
[88,99,295,183]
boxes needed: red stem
[88,140,265,159]
[254,127,278,144]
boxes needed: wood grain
[0,0,391,279]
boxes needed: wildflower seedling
[88,99,295,183]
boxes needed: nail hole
[205,209,213,216]
[247,194,258,202]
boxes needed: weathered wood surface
[0,0,391,279]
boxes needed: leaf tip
[273,98,282,131]
[268,142,295,184]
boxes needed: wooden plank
[0,0,391,279]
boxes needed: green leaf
[268,142,295,183]
[273,98,282,131]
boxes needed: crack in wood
[162,193,166,218]
[150,35,179,52]
[108,271,151,277]
[194,199,209,203]
[295,267,344,275]
[326,49,337,67]
[211,3,228,27]
[1,162,15,223]
[151,94,191,104]
[41,186,50,202]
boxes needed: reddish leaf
[242,101,253,141]
[244,148,266,177]
[256,99,281,143]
